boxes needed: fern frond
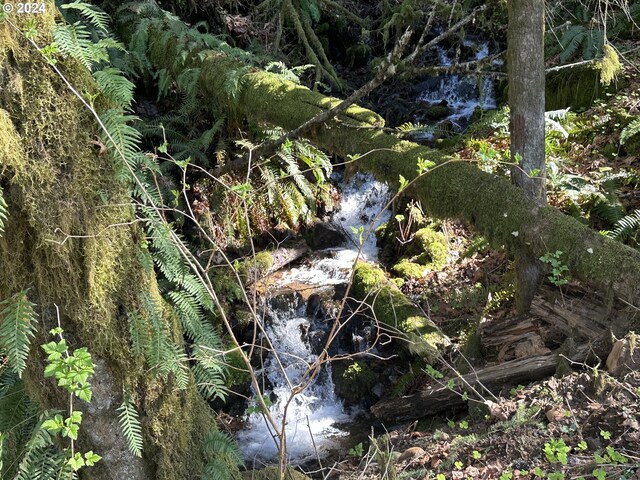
[93,68,135,109]
[192,346,228,402]
[610,209,640,242]
[0,186,7,237]
[100,109,143,165]
[204,430,244,465]
[559,25,588,62]
[0,291,38,378]
[60,1,111,33]
[14,421,63,480]
[621,118,640,146]
[117,393,143,457]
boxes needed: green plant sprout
[539,250,569,286]
[41,326,101,472]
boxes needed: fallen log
[351,261,450,360]
[119,9,640,309]
[479,285,639,361]
[370,339,612,425]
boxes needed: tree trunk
[0,11,217,480]
[118,12,640,310]
[508,0,547,312]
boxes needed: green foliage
[539,251,569,286]
[610,209,640,247]
[145,221,228,400]
[41,328,95,403]
[544,438,571,465]
[117,393,144,457]
[93,67,136,109]
[257,134,332,229]
[264,62,314,84]
[53,1,125,71]
[620,118,640,146]
[382,0,422,46]
[202,430,243,480]
[0,291,38,378]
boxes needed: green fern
[60,1,111,33]
[0,186,7,237]
[14,422,67,480]
[557,22,604,63]
[93,68,135,109]
[621,118,640,146]
[202,430,243,480]
[610,209,640,245]
[138,290,189,387]
[117,393,143,457]
[0,291,38,378]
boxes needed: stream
[236,173,391,466]
[236,39,497,466]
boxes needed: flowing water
[415,40,498,137]
[237,41,497,464]
[236,173,391,465]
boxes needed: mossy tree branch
[127,12,640,310]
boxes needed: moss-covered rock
[332,360,377,405]
[235,250,275,284]
[351,262,449,359]
[409,227,448,269]
[392,259,426,279]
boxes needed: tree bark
[0,11,217,480]
[507,0,547,312]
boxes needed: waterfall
[236,173,391,465]
[415,40,498,137]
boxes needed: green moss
[0,13,218,479]
[235,250,275,283]
[410,227,448,269]
[352,262,448,359]
[392,259,425,279]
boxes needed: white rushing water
[282,172,392,286]
[416,40,497,136]
[237,173,391,465]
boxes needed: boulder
[305,221,346,250]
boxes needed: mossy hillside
[0,9,221,479]
[351,262,448,359]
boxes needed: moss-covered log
[122,9,640,310]
[0,9,220,480]
[351,262,449,359]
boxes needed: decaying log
[370,340,611,425]
[479,285,639,361]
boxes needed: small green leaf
[84,451,102,466]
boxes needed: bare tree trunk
[508,0,547,312]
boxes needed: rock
[423,103,452,120]
[268,288,304,311]
[332,360,377,406]
[305,221,346,250]
[606,335,640,376]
